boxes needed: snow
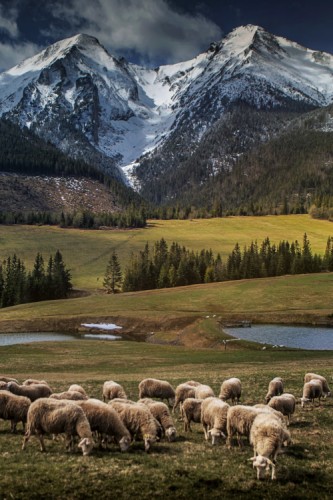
[81,323,123,330]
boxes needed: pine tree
[103,250,122,294]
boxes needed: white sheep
[68,384,88,397]
[110,400,161,452]
[138,378,175,407]
[201,397,229,445]
[249,412,291,480]
[267,393,296,424]
[0,390,31,433]
[0,376,19,383]
[181,398,203,432]
[226,405,264,448]
[304,373,331,397]
[219,377,241,404]
[173,383,197,413]
[23,379,52,391]
[194,384,215,399]
[22,398,94,455]
[265,377,284,403]
[75,399,131,452]
[103,380,127,402]
[50,391,88,401]
[6,381,52,401]
[138,399,177,441]
[301,380,323,408]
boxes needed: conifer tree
[103,250,122,294]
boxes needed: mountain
[0,25,333,205]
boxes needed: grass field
[1,341,333,499]
[1,215,333,290]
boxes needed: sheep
[181,398,203,432]
[265,377,284,403]
[194,384,215,399]
[249,412,292,480]
[103,380,127,402]
[201,397,229,445]
[0,381,8,390]
[173,383,196,413]
[219,378,242,404]
[0,390,31,433]
[110,400,161,452]
[183,380,201,387]
[23,379,52,391]
[267,393,296,424]
[68,384,88,397]
[22,398,94,455]
[301,380,323,408]
[138,378,175,407]
[5,381,52,401]
[138,399,177,441]
[75,399,131,452]
[50,391,88,401]
[0,376,19,383]
[226,405,266,448]
[304,373,331,398]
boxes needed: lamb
[103,380,127,402]
[219,377,242,404]
[0,390,31,433]
[265,377,284,403]
[301,380,323,408]
[267,393,296,424]
[194,384,215,399]
[75,399,131,452]
[5,381,52,401]
[22,398,94,455]
[138,399,177,441]
[201,397,229,445]
[304,373,331,397]
[110,400,161,452]
[173,383,196,413]
[68,384,88,397]
[50,391,88,401]
[181,398,203,432]
[249,412,292,480]
[138,378,175,407]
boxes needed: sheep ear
[248,457,256,462]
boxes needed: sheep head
[78,437,94,456]
[300,397,310,408]
[208,428,226,446]
[143,433,156,452]
[166,426,177,442]
[249,456,276,480]
[119,436,131,452]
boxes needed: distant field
[0,215,332,290]
[0,341,333,499]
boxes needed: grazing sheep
[227,405,264,448]
[138,399,177,442]
[22,398,94,455]
[184,380,201,387]
[265,377,284,403]
[267,394,296,424]
[194,384,215,399]
[173,383,196,413]
[0,390,31,432]
[201,397,229,445]
[219,378,242,404]
[304,373,331,397]
[103,381,127,402]
[110,400,160,452]
[181,398,203,432]
[301,380,323,408]
[250,412,291,480]
[6,382,52,401]
[138,378,175,407]
[50,391,88,401]
[68,384,88,397]
[23,379,52,390]
[75,399,131,452]
[0,381,7,390]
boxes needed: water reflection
[223,324,333,350]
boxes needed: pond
[223,324,333,350]
[0,332,122,346]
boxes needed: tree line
[104,234,332,293]
[0,250,72,308]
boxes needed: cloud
[50,0,223,64]
[0,4,19,38]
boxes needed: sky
[0,0,333,71]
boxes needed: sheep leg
[37,434,46,452]
[22,431,31,450]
